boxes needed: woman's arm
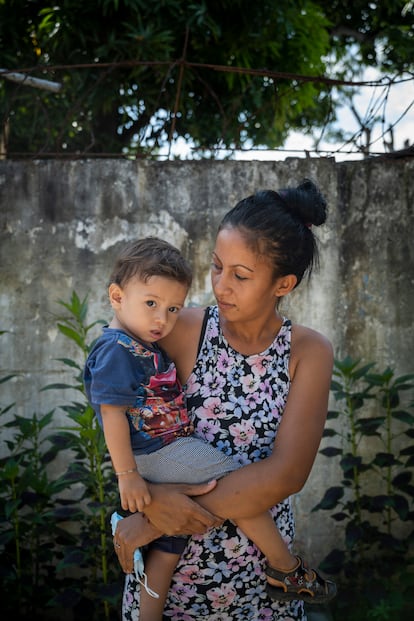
[144,327,333,524]
[114,480,221,573]
[115,327,333,570]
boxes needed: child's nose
[155,310,168,325]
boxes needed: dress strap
[196,306,211,357]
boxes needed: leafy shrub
[313,357,414,620]
[0,294,120,620]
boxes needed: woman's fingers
[112,481,222,573]
[145,482,222,534]
[114,512,162,573]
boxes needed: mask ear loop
[111,511,159,599]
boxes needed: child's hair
[109,237,192,289]
[219,178,327,286]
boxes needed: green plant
[0,330,16,418]
[313,356,414,620]
[43,291,119,620]
[0,409,76,619]
[0,294,121,621]
[0,330,74,619]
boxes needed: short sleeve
[85,336,145,407]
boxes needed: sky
[236,69,414,162]
[163,69,414,162]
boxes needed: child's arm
[101,404,152,514]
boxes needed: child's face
[108,275,188,344]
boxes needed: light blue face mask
[111,511,159,599]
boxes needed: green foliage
[0,295,120,621]
[323,0,414,72]
[2,0,412,156]
[313,356,414,621]
[0,409,74,619]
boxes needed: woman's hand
[145,480,222,535]
[113,480,221,573]
[114,512,161,573]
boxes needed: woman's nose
[213,272,229,295]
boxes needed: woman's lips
[217,300,234,311]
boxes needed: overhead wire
[1,60,413,159]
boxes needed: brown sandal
[265,555,337,604]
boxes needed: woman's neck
[219,310,283,356]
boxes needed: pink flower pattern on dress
[122,307,305,620]
[196,395,223,420]
[207,583,237,609]
[228,419,256,447]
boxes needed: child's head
[109,237,193,289]
[108,238,192,344]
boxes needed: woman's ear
[273,274,297,298]
[108,283,123,309]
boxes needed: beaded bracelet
[115,468,137,476]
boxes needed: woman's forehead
[214,228,270,268]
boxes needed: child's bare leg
[139,549,180,621]
[235,512,297,571]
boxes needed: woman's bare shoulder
[291,323,333,350]
[174,306,206,340]
[179,306,207,325]
[290,323,334,372]
[160,306,206,371]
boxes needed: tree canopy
[1,0,413,157]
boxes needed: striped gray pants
[134,435,239,484]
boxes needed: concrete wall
[1,158,413,561]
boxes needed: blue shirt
[84,327,193,454]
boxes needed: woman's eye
[235,273,247,281]
[211,262,221,271]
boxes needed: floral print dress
[122,306,305,620]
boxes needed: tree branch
[0,68,62,93]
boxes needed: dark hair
[109,237,192,289]
[218,179,327,286]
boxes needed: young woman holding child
[113,179,335,621]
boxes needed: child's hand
[118,472,152,513]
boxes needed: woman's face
[211,227,279,321]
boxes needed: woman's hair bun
[282,178,327,227]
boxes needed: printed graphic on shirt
[118,333,193,446]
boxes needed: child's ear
[273,274,297,298]
[108,283,123,308]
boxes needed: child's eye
[146,300,156,307]
[168,306,180,313]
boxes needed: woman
[114,179,334,620]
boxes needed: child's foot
[265,555,337,604]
